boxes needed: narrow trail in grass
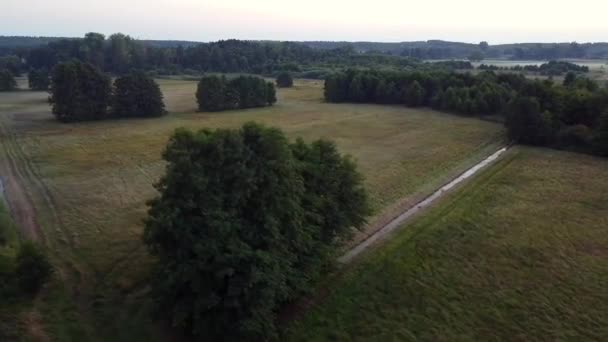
[0,116,44,242]
[339,146,509,264]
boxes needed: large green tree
[49,61,111,122]
[0,69,17,91]
[196,75,227,111]
[111,72,166,118]
[144,123,368,340]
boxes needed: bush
[276,72,294,88]
[0,69,17,91]
[49,61,111,122]
[112,72,166,118]
[15,242,53,295]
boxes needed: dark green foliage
[15,242,53,295]
[506,97,553,145]
[325,69,608,155]
[593,111,608,156]
[144,123,368,340]
[404,80,425,107]
[49,61,111,122]
[0,55,22,76]
[196,75,227,111]
[0,69,16,91]
[111,72,166,118]
[196,75,276,112]
[28,69,50,90]
[276,72,294,88]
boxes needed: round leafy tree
[49,61,111,122]
[112,72,166,118]
[275,72,294,88]
[144,122,368,340]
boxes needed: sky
[2,0,608,44]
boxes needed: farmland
[0,78,504,340]
[286,147,608,341]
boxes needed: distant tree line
[478,60,589,76]
[144,122,369,340]
[324,69,608,156]
[3,33,354,76]
[196,75,276,112]
[49,61,165,122]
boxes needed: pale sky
[2,0,607,44]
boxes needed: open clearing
[0,79,504,340]
[286,147,608,341]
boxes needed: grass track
[286,146,608,341]
[0,79,505,340]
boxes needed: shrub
[15,242,53,295]
[276,72,294,88]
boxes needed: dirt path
[0,119,44,242]
[339,146,508,264]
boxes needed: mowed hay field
[0,79,504,340]
[286,147,608,341]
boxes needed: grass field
[0,79,504,340]
[286,147,608,341]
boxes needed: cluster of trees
[28,69,50,90]
[50,61,165,122]
[0,69,16,91]
[196,75,276,112]
[478,61,589,76]
[275,71,294,87]
[12,33,352,75]
[324,69,608,156]
[144,123,369,339]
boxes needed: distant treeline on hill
[2,34,608,76]
[303,40,608,60]
[324,69,608,156]
[478,60,589,75]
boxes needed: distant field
[0,79,504,340]
[470,58,608,70]
[286,147,608,341]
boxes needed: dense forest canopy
[324,69,608,156]
[2,35,608,74]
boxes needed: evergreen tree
[112,72,166,118]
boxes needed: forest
[324,69,608,155]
